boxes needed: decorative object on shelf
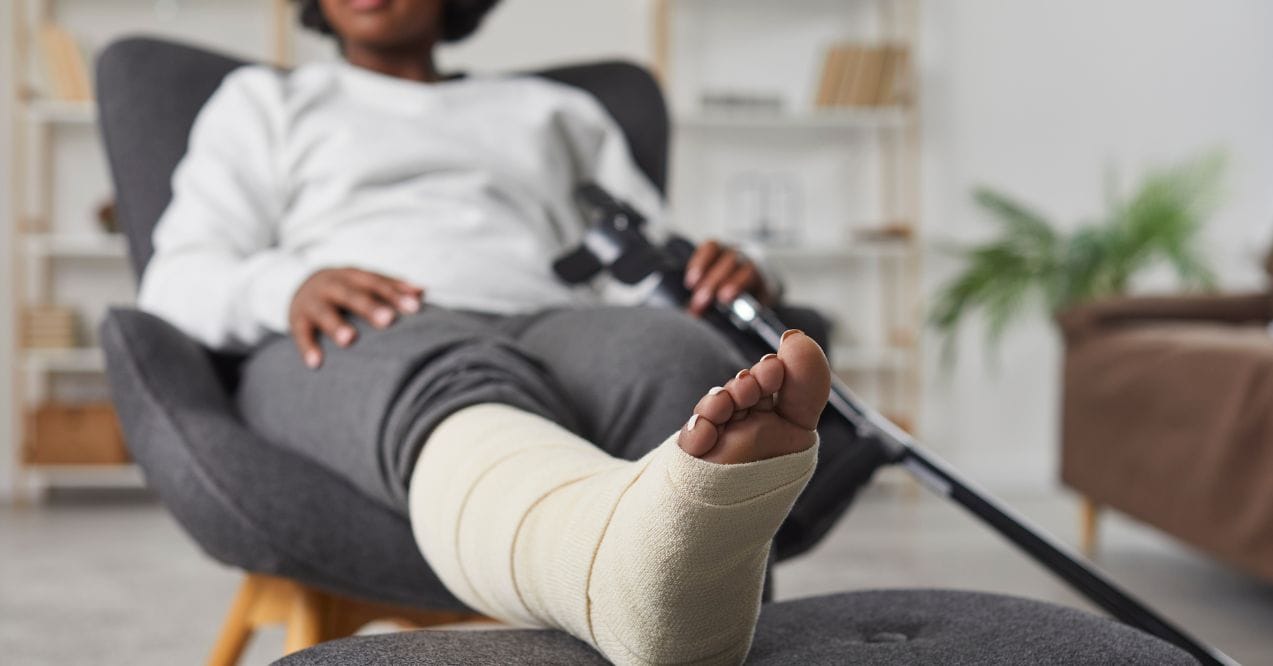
[726,172,802,245]
[37,23,93,102]
[815,42,910,108]
[930,151,1224,354]
[854,222,914,242]
[25,402,129,465]
[21,305,80,349]
[96,199,119,234]
[699,90,784,113]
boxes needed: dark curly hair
[294,0,501,43]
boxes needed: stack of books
[814,43,910,108]
[22,305,79,349]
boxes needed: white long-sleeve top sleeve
[138,69,311,351]
[138,62,767,352]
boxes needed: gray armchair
[96,34,686,659]
[97,37,1196,666]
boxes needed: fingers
[288,267,425,370]
[324,281,391,329]
[312,303,356,349]
[683,241,721,291]
[290,314,323,369]
[689,247,745,315]
[348,270,423,314]
[717,261,759,304]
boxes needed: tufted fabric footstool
[274,589,1197,665]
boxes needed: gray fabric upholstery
[274,590,1198,665]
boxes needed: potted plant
[930,152,1223,353]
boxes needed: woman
[140,1,835,663]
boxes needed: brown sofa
[1057,291,1273,583]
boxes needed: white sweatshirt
[138,62,666,351]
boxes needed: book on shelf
[37,23,93,103]
[21,305,80,349]
[814,42,911,108]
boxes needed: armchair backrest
[95,36,670,280]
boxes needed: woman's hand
[289,267,424,369]
[682,240,770,316]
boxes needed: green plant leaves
[930,151,1224,359]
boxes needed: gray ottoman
[274,589,1197,665]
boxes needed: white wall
[1,1,17,500]
[918,0,1273,488]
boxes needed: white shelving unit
[655,0,923,431]
[27,99,96,124]
[676,106,912,130]
[7,0,295,495]
[26,233,129,259]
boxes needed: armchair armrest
[99,307,464,609]
[1056,292,1273,345]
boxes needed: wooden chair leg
[1080,497,1101,557]
[283,583,327,654]
[207,575,264,666]
[208,573,492,666]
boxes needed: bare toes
[726,368,762,409]
[751,354,784,395]
[678,413,719,457]
[693,386,735,425]
[775,330,832,431]
[753,395,775,412]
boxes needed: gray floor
[2,484,1270,666]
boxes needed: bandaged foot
[409,330,830,665]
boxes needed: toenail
[760,353,777,362]
[736,368,751,380]
[781,329,804,342]
[708,386,725,396]
[685,414,701,431]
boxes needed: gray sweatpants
[236,305,745,512]
[235,304,887,560]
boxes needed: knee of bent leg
[609,307,743,387]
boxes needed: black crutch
[555,182,1234,666]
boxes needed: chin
[324,0,442,48]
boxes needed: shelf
[26,233,128,259]
[26,99,97,125]
[831,344,910,371]
[24,463,144,489]
[676,107,912,130]
[23,347,106,374]
[752,240,915,264]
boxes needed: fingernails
[398,296,420,313]
[684,269,700,288]
[335,327,355,346]
[304,350,321,369]
[373,307,395,328]
[685,413,701,432]
[691,290,711,311]
[781,329,804,342]
[707,386,725,396]
[760,353,777,362]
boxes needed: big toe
[775,330,831,430]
